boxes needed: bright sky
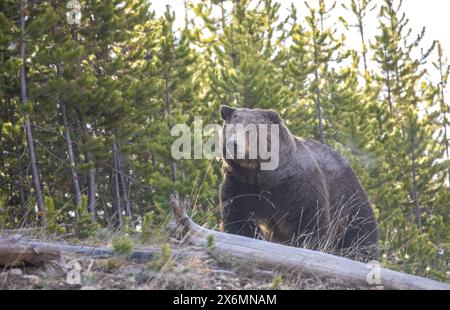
[151,0,450,91]
[151,1,450,58]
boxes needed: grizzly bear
[219,105,378,262]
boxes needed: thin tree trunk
[183,0,189,29]
[57,63,82,206]
[164,77,177,182]
[314,69,325,144]
[311,19,325,144]
[410,123,422,232]
[386,66,393,114]
[19,0,45,224]
[438,53,450,184]
[70,28,95,218]
[113,131,133,223]
[220,1,226,30]
[359,23,368,75]
[355,1,369,75]
[78,112,96,219]
[112,144,123,227]
[444,118,450,185]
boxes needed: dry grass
[0,228,370,290]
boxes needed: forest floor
[0,231,369,290]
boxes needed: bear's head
[220,105,295,172]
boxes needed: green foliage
[141,212,156,243]
[74,196,99,239]
[141,211,169,243]
[207,234,215,250]
[148,243,174,271]
[271,274,283,289]
[0,195,7,228]
[104,257,125,271]
[112,236,135,256]
[45,197,64,234]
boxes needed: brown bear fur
[219,106,379,262]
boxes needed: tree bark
[170,192,450,290]
[164,76,177,182]
[19,0,45,224]
[112,148,123,227]
[314,68,325,144]
[354,0,370,75]
[78,112,96,220]
[410,123,422,232]
[57,63,82,207]
[311,18,325,144]
[0,238,60,267]
[113,130,133,222]
[437,48,450,184]
[383,46,394,114]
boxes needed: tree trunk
[57,63,82,207]
[220,1,226,30]
[112,131,133,223]
[164,76,177,182]
[410,123,422,232]
[19,0,45,225]
[383,46,394,114]
[444,117,450,185]
[0,238,60,267]
[438,52,450,184]
[314,68,325,143]
[112,142,123,227]
[78,112,96,219]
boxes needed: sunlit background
[152,0,450,95]
[152,0,450,55]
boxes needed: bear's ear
[220,105,236,121]
[268,109,282,124]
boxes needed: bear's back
[297,138,370,213]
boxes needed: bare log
[0,239,60,267]
[0,237,183,266]
[170,192,450,290]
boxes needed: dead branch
[169,192,450,290]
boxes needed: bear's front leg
[220,175,259,238]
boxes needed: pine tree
[147,6,218,221]
[0,0,28,220]
[369,0,450,275]
[287,0,346,142]
[341,0,376,77]
[193,0,289,110]
[433,42,450,184]
[19,0,46,224]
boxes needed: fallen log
[0,238,60,267]
[169,192,450,290]
[0,237,185,267]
